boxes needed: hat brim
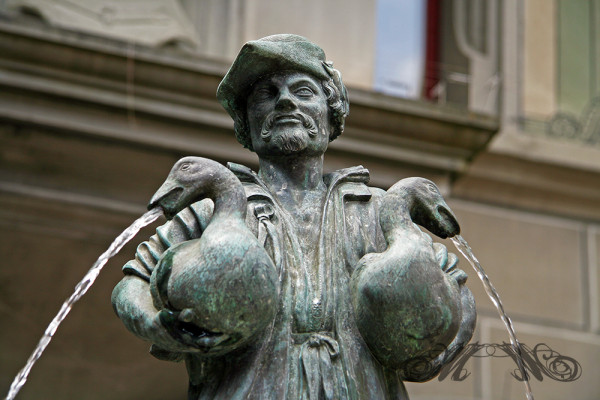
[217,34,330,120]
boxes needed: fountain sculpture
[6,34,534,400]
[111,34,477,399]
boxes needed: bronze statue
[112,34,476,399]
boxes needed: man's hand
[146,311,200,353]
[157,309,231,350]
[433,242,468,285]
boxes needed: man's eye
[254,88,273,99]
[295,87,314,97]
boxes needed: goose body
[350,177,461,369]
[148,156,278,354]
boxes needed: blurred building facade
[0,1,598,399]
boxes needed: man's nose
[275,88,297,111]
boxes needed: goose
[381,177,460,239]
[350,177,461,369]
[148,156,279,355]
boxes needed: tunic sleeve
[122,199,214,281]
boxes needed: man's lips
[273,114,302,124]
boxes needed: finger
[194,334,231,349]
[433,242,447,269]
[158,308,179,327]
[445,252,459,274]
[449,268,468,286]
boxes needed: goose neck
[206,172,247,222]
[379,188,415,237]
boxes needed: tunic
[121,163,472,399]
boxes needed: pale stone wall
[406,200,600,400]
[448,201,585,328]
[1,1,599,399]
[467,3,600,396]
[523,0,557,118]
[492,0,600,173]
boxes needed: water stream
[5,207,534,399]
[451,234,534,400]
[4,208,163,400]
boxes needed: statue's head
[217,34,349,155]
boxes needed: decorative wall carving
[6,0,201,48]
[546,96,600,145]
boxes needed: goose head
[389,177,460,239]
[148,156,217,219]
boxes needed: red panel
[423,0,441,100]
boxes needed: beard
[260,112,319,154]
[271,129,309,153]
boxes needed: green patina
[112,34,476,400]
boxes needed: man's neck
[258,154,327,206]
[258,153,327,257]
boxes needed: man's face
[246,72,330,157]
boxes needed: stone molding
[0,15,498,188]
[5,0,201,48]
[1,14,598,224]
[452,151,600,222]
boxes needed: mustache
[260,112,318,141]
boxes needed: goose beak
[436,205,460,238]
[148,180,183,219]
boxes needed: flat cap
[217,34,335,120]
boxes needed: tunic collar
[226,162,372,202]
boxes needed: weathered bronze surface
[112,34,476,399]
